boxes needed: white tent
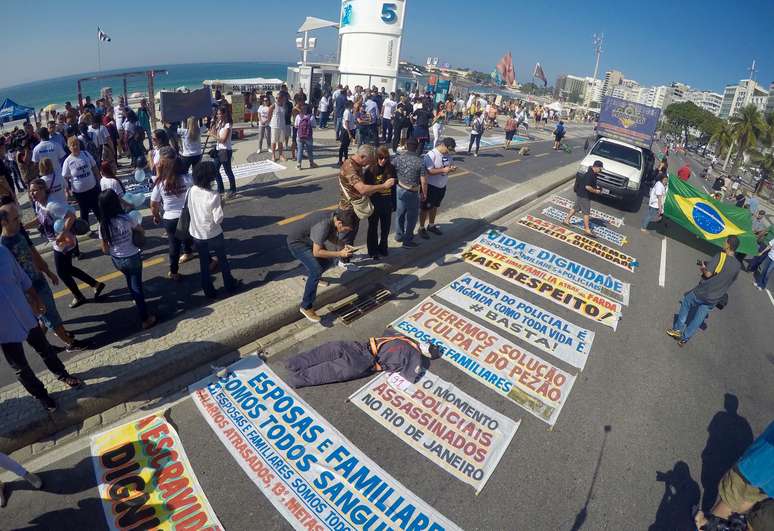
[297,16,338,33]
[547,101,563,112]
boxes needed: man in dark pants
[564,160,603,237]
[666,236,741,346]
[286,333,442,388]
[286,209,357,323]
[0,245,84,411]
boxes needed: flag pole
[97,31,102,73]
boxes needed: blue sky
[1,0,772,93]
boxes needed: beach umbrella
[44,104,58,112]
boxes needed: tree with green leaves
[710,121,735,159]
[663,101,705,146]
[728,104,767,170]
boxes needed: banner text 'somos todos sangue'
[189,357,460,531]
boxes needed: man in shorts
[419,137,456,238]
[695,418,774,530]
[563,160,603,237]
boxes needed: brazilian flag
[663,174,758,255]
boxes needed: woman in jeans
[28,179,105,308]
[364,146,396,259]
[150,147,194,280]
[212,106,237,198]
[178,116,202,173]
[187,161,241,298]
[98,189,156,329]
[62,135,101,226]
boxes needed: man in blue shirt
[0,245,84,411]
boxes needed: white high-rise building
[719,79,769,118]
[686,90,723,116]
[602,70,624,97]
[583,77,603,107]
[767,82,774,114]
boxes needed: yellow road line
[53,256,166,300]
[277,204,338,225]
[496,159,521,167]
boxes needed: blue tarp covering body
[0,98,34,123]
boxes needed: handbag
[175,190,192,241]
[338,174,373,219]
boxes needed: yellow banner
[91,413,222,531]
[517,214,638,272]
[461,244,621,330]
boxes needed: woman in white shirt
[98,189,156,329]
[178,116,202,173]
[188,161,240,298]
[212,106,237,198]
[62,135,101,228]
[318,92,331,129]
[98,161,125,198]
[37,158,67,205]
[150,147,194,280]
[269,93,288,162]
[256,97,272,154]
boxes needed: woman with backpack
[98,189,156,330]
[295,104,318,170]
[150,147,194,280]
[178,116,202,173]
[468,111,485,157]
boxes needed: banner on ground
[461,243,622,329]
[663,174,757,255]
[517,214,638,272]
[541,206,628,246]
[91,413,222,531]
[435,273,595,370]
[391,299,576,426]
[549,195,624,228]
[473,230,630,305]
[349,371,520,494]
[190,357,460,531]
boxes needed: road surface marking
[496,159,521,167]
[53,256,166,300]
[767,289,774,308]
[450,170,470,179]
[702,185,709,194]
[535,153,549,158]
[659,237,667,287]
[277,204,338,225]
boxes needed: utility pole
[586,33,603,107]
[748,59,757,82]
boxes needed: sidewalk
[0,157,582,458]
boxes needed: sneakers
[665,328,682,340]
[337,260,360,272]
[309,162,319,169]
[296,163,302,170]
[179,253,194,264]
[418,228,430,239]
[141,315,158,330]
[299,307,321,323]
[428,225,442,235]
[24,472,43,490]
[69,297,86,309]
[402,240,419,248]
[753,279,763,291]
[57,375,85,389]
[65,339,88,353]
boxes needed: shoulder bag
[175,190,192,241]
[338,174,373,219]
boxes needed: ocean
[0,62,292,111]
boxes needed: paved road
[7,131,591,387]
[3,172,771,530]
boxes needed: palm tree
[759,111,774,149]
[710,121,734,159]
[728,104,767,170]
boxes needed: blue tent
[0,98,35,123]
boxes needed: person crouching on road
[641,172,668,232]
[666,236,741,346]
[287,209,358,323]
[564,160,603,237]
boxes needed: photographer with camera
[666,236,741,347]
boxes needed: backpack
[473,118,484,135]
[81,134,99,161]
[298,115,313,139]
[574,172,585,193]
